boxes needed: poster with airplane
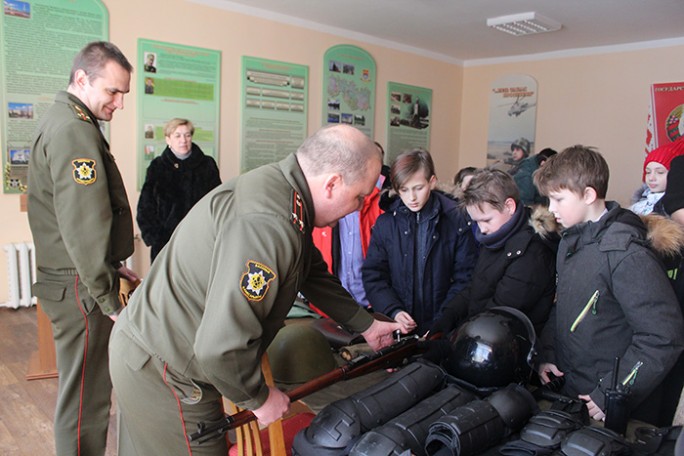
[487,74,538,173]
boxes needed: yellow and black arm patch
[240,260,277,301]
[72,159,97,185]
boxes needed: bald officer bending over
[109,124,404,456]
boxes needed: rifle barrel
[189,335,425,443]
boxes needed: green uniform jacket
[28,91,134,315]
[122,153,374,409]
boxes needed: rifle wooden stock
[189,335,426,443]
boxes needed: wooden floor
[0,307,384,456]
[0,306,118,456]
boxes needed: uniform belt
[38,267,78,276]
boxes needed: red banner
[647,82,684,152]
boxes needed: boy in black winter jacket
[534,145,684,424]
[433,169,558,336]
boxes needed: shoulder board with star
[290,190,305,233]
[70,103,92,123]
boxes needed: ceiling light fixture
[487,12,562,37]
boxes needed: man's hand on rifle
[252,386,290,426]
[361,319,406,351]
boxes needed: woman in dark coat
[137,118,221,262]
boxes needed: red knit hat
[643,137,684,182]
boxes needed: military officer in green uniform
[109,124,404,456]
[27,41,139,456]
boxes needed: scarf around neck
[475,202,526,250]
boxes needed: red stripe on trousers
[73,276,89,456]
[162,363,194,455]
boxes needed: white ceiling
[191,0,684,65]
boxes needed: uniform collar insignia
[291,190,305,233]
[70,104,92,123]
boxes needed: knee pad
[292,360,445,455]
[521,410,585,449]
[424,384,538,456]
[425,400,503,456]
[558,426,630,456]
[349,384,475,456]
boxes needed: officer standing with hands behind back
[109,124,405,456]
[27,41,139,456]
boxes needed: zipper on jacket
[621,360,643,387]
[570,290,599,332]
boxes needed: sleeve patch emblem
[72,159,97,185]
[240,260,276,301]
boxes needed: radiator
[3,242,37,308]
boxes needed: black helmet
[441,307,537,391]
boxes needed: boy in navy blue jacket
[362,149,478,335]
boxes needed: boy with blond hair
[534,145,684,423]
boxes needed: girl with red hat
[631,138,684,215]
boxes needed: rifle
[189,333,428,444]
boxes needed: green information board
[0,0,108,193]
[322,45,376,139]
[386,81,432,162]
[240,56,308,173]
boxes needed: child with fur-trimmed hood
[535,145,684,425]
[641,211,684,426]
[432,168,559,337]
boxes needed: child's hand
[538,362,564,384]
[578,394,606,421]
[394,311,417,333]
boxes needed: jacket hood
[561,202,647,255]
[609,203,649,237]
[576,201,647,238]
[640,213,684,258]
[529,205,560,240]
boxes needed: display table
[26,301,58,380]
[21,193,59,381]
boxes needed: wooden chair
[227,354,315,456]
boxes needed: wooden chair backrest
[227,353,286,456]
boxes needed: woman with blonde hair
[137,118,221,261]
